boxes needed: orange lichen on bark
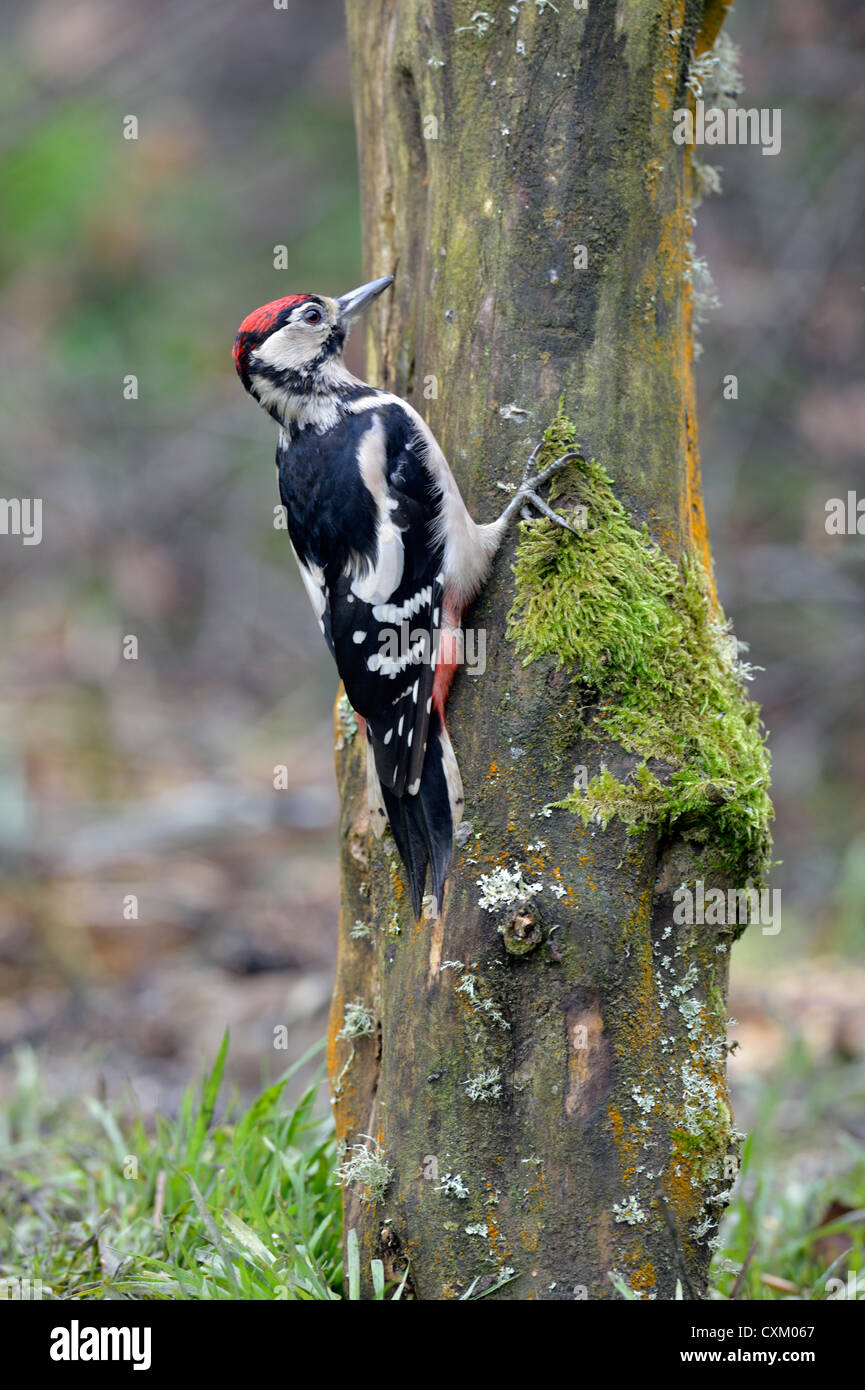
[626,1244,658,1295]
[326,984,344,1086]
[618,926,662,1070]
[523,1171,548,1213]
[650,0,686,122]
[389,858,403,900]
[607,1102,641,1185]
[681,160,717,595]
[485,1200,510,1261]
[694,0,733,56]
[643,14,718,580]
[662,1136,704,1232]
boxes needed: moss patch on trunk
[507,413,773,886]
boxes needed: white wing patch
[439,723,464,829]
[347,392,498,604]
[349,414,405,605]
[350,520,404,605]
[290,543,327,622]
[366,735,387,839]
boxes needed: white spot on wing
[368,634,428,677]
[372,585,432,624]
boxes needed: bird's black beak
[336,274,394,326]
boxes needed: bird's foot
[496,444,585,534]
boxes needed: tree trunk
[328,0,767,1300]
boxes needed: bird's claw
[520,488,582,535]
[505,447,584,534]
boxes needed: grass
[0,1033,345,1301]
[711,1033,865,1301]
[713,1131,865,1301]
[1,1034,862,1301]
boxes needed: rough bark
[328,0,742,1300]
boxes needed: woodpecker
[234,274,578,918]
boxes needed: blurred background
[0,0,862,1212]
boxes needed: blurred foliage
[696,1,865,935]
[0,0,862,1264]
[0,0,360,1106]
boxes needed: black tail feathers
[378,715,460,919]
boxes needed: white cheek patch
[253,322,328,372]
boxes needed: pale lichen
[477,864,543,912]
[631,1086,656,1115]
[441,960,510,1030]
[436,1172,470,1200]
[685,31,744,350]
[336,1137,392,1206]
[685,30,742,107]
[333,998,375,1098]
[685,241,721,355]
[612,1196,648,1226]
[464,1067,503,1103]
[338,998,375,1041]
[455,10,496,39]
[464,1221,489,1237]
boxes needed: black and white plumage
[276,401,462,913]
[234,275,578,917]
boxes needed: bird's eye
[302,306,323,325]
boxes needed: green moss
[507,412,773,885]
[670,1114,730,1178]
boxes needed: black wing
[330,406,443,798]
[281,403,444,798]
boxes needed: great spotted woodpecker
[234,274,578,918]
